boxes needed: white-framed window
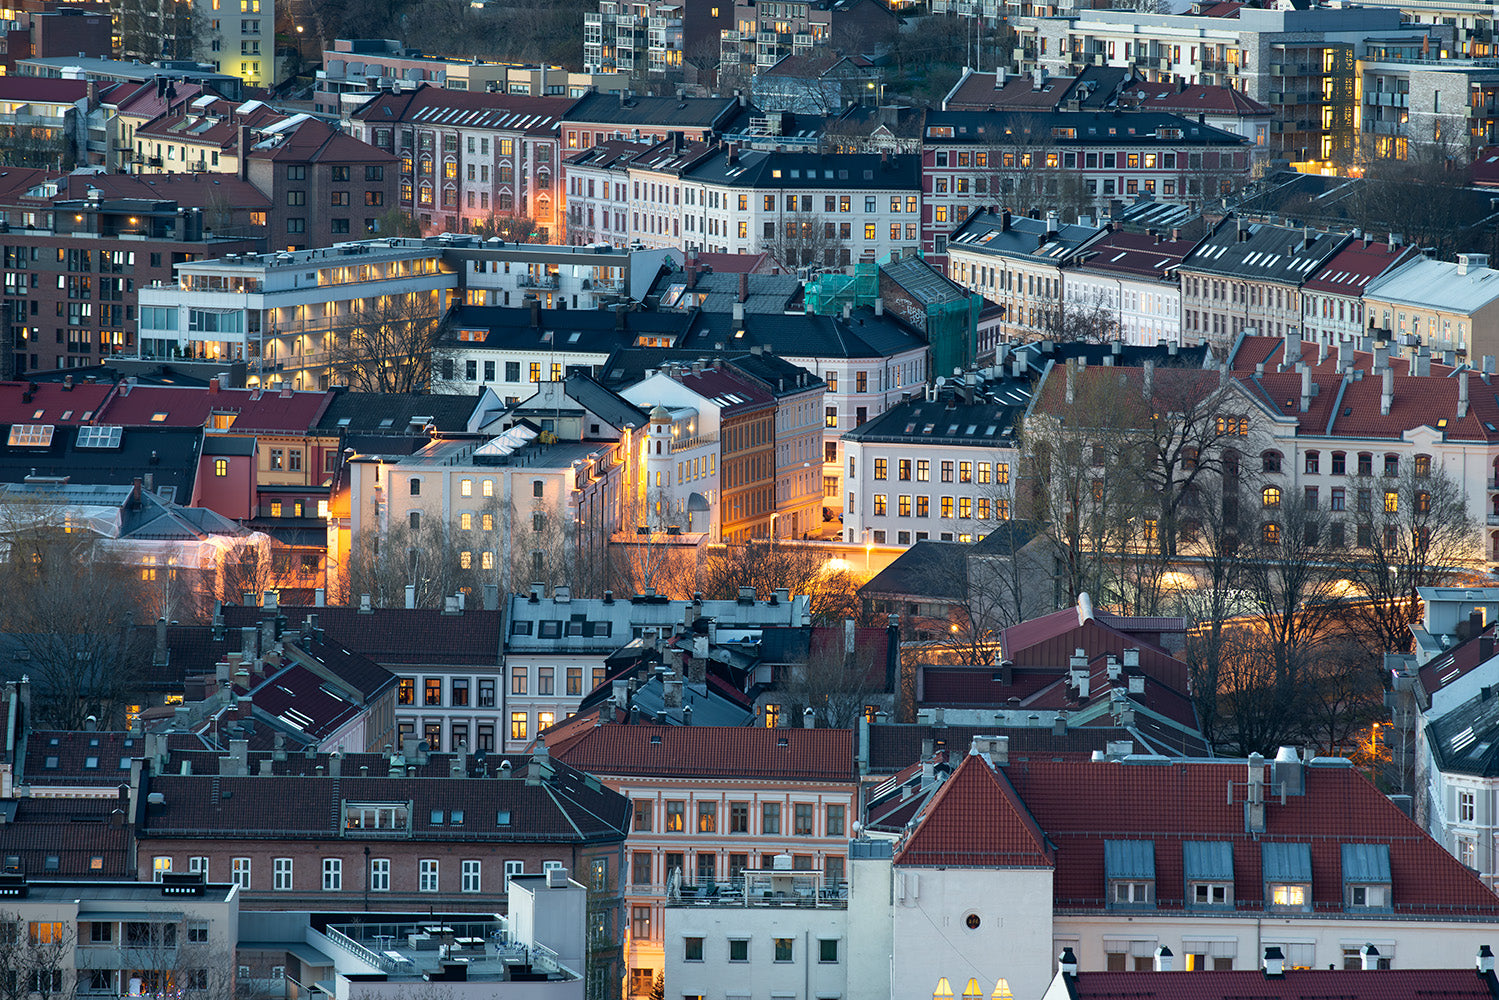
[1191,882,1231,906]
[188,857,208,878]
[273,858,293,891]
[1111,880,1152,904]
[1460,789,1477,823]
[152,857,171,882]
[1269,882,1309,910]
[370,858,391,891]
[462,860,481,893]
[323,858,342,891]
[420,859,439,892]
[504,860,524,889]
[1348,884,1387,908]
[232,857,251,889]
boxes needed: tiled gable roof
[220,605,501,666]
[894,753,1053,868]
[352,87,578,135]
[546,724,854,783]
[0,797,132,878]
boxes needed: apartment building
[0,186,261,378]
[560,92,746,151]
[1363,254,1499,360]
[841,386,1025,547]
[130,97,287,175]
[1297,236,1419,348]
[1177,218,1349,353]
[545,724,857,998]
[729,350,826,540]
[1065,227,1197,347]
[583,0,730,77]
[565,139,650,247]
[348,88,577,240]
[1020,7,1449,167]
[114,0,274,87]
[317,39,625,115]
[135,241,456,389]
[921,110,1249,262]
[945,209,1109,342]
[719,0,899,75]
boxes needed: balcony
[517,274,559,289]
[666,868,848,909]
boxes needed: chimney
[240,626,257,663]
[1373,342,1390,371]
[1380,367,1393,415]
[1153,946,1173,972]
[154,617,169,666]
[1338,336,1354,370]
[1460,370,1471,418]
[1300,367,1312,413]
[1246,752,1266,833]
[1106,655,1121,682]
[1262,946,1286,977]
[1142,359,1154,399]
[238,124,251,181]
[1414,345,1431,377]
[663,671,683,709]
[1359,944,1380,970]
[1479,945,1495,974]
[1065,359,1076,404]
[1052,711,1068,736]
[738,271,749,303]
[803,706,815,729]
[1272,745,1304,796]
[405,583,416,609]
[1058,948,1078,978]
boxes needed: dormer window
[1342,843,1391,912]
[1263,843,1312,912]
[1184,841,1234,910]
[1105,840,1155,909]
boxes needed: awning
[1261,842,1312,882]
[1341,843,1391,883]
[1104,840,1155,880]
[1183,841,1234,881]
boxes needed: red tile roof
[1075,229,1198,281]
[1124,82,1269,116]
[1418,624,1499,697]
[27,170,272,211]
[893,753,1053,867]
[98,384,334,432]
[0,380,114,425]
[1237,367,1499,442]
[1302,240,1420,295]
[895,755,1499,918]
[546,724,854,783]
[0,78,88,104]
[1066,969,1498,1000]
[135,97,287,150]
[107,80,207,121]
[670,366,775,414]
[1229,334,1457,379]
[248,116,396,164]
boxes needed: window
[1262,450,1282,473]
[794,802,814,835]
[874,458,887,480]
[730,802,749,833]
[1112,881,1153,904]
[1332,451,1346,475]
[152,856,171,881]
[666,801,685,832]
[232,857,251,888]
[214,458,228,477]
[826,804,846,836]
[819,939,839,963]
[684,937,704,962]
[729,938,749,962]
[1358,453,1373,476]
[1192,882,1230,906]
[420,859,439,892]
[762,802,782,835]
[323,858,342,891]
[1416,454,1432,477]
[634,800,653,832]
[698,801,717,832]
[631,905,651,941]
[774,938,794,962]
[1262,486,1281,508]
[1262,522,1281,545]
[1385,491,1399,513]
[510,712,528,741]
[917,460,930,481]
[1460,790,1476,823]
[511,665,528,694]
[370,858,391,891]
[1305,451,1319,474]
[274,857,293,890]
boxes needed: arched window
[1262,450,1282,473]
[1384,453,1399,476]
[1262,522,1281,544]
[1357,452,1373,476]
[1262,486,1281,508]
[1304,450,1320,474]
[934,978,955,1000]
[1415,454,1432,478]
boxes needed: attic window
[777,736,789,747]
[430,809,444,824]
[43,857,58,872]
[496,811,512,826]
[1104,840,1156,908]
[44,756,58,769]
[84,757,98,769]
[7,424,54,447]
[119,758,130,769]
[151,412,169,422]
[450,810,463,825]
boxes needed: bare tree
[0,500,149,729]
[0,916,74,1000]
[764,210,849,271]
[1337,464,1481,653]
[471,213,543,243]
[700,541,859,623]
[326,291,445,394]
[781,631,889,727]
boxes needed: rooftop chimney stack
[1461,370,1471,418]
[1300,366,1312,413]
[1478,945,1495,974]
[1058,948,1078,978]
[1380,366,1394,415]
[1246,752,1266,833]
[1360,944,1381,971]
[1153,946,1174,972]
[1263,946,1286,978]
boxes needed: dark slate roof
[679,306,927,359]
[0,424,201,502]
[866,722,1136,773]
[840,395,1023,446]
[724,353,824,396]
[654,270,803,315]
[443,305,691,354]
[1179,217,1350,284]
[860,541,969,601]
[970,519,1045,556]
[563,92,744,130]
[881,254,976,307]
[1012,338,1212,370]
[923,109,1248,146]
[315,389,480,434]
[1427,690,1499,777]
[24,731,142,787]
[556,372,649,429]
[947,208,1107,264]
[682,150,921,190]
[221,605,501,667]
[137,755,629,842]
